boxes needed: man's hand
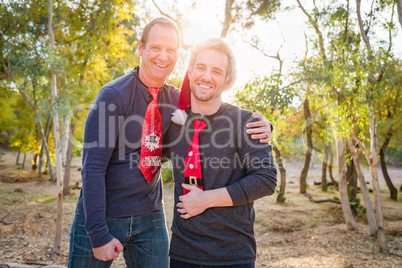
[177,184,208,219]
[177,184,233,219]
[93,238,123,261]
[247,112,272,144]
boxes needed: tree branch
[397,0,402,29]
[244,37,284,77]
[304,193,341,204]
[151,0,191,50]
[0,73,11,80]
[0,199,24,225]
[352,135,371,165]
[2,58,38,112]
[296,0,327,61]
[356,0,372,57]
[221,0,234,38]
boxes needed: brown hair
[140,17,181,49]
[188,38,237,90]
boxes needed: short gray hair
[188,38,237,90]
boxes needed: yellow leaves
[114,2,136,21]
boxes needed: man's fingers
[250,133,270,140]
[176,202,183,208]
[177,208,186,214]
[247,121,267,129]
[115,241,123,253]
[182,183,194,190]
[251,112,263,119]
[180,213,191,219]
[246,126,269,134]
[258,138,270,144]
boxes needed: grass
[30,195,57,204]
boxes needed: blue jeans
[170,259,255,268]
[68,209,169,268]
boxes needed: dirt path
[0,151,401,267]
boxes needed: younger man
[166,39,277,267]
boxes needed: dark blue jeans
[68,209,169,268]
[170,259,255,268]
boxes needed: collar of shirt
[133,66,166,104]
[187,102,228,121]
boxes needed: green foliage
[233,71,301,162]
[161,162,174,183]
[30,195,57,204]
[232,0,281,29]
[0,0,143,163]
[348,186,365,214]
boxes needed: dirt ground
[0,151,401,268]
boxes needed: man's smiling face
[138,24,179,88]
[188,48,229,103]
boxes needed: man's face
[138,24,179,87]
[188,49,229,102]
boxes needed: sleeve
[225,116,277,206]
[81,86,124,248]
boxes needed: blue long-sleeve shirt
[75,67,179,248]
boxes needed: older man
[68,18,273,268]
[166,39,277,267]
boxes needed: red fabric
[178,70,191,110]
[183,120,207,194]
[139,87,162,183]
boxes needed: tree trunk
[46,140,55,181]
[63,119,75,197]
[61,119,69,167]
[368,111,388,252]
[346,148,358,203]
[356,0,387,252]
[48,0,63,254]
[379,129,397,200]
[397,0,402,29]
[338,138,356,230]
[328,143,337,187]
[272,142,286,203]
[16,148,20,165]
[31,153,38,172]
[347,138,377,236]
[300,97,313,194]
[38,114,52,178]
[321,145,329,191]
[22,152,26,170]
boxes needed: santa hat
[171,70,191,125]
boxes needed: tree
[234,66,299,203]
[296,0,357,230]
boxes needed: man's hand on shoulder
[246,112,273,144]
[93,238,123,261]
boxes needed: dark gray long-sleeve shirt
[166,102,277,266]
[75,67,179,248]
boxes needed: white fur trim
[171,109,187,125]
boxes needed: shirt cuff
[89,229,114,249]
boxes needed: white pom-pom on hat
[171,109,188,125]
